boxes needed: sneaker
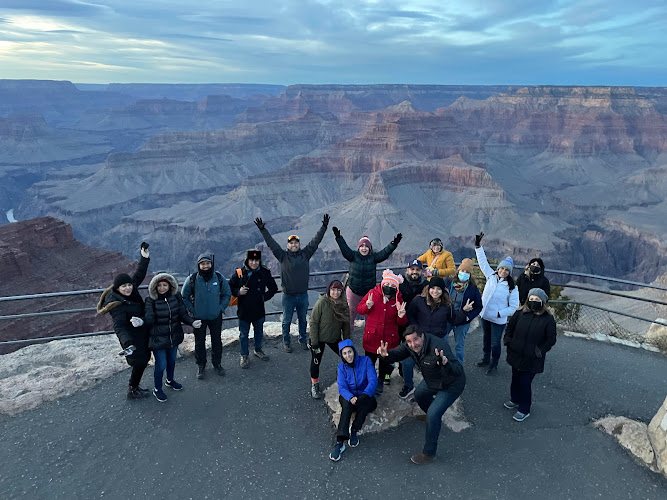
[152,388,167,402]
[165,379,183,391]
[504,400,519,409]
[485,365,498,376]
[311,382,324,399]
[349,430,359,448]
[476,358,490,367]
[329,441,346,461]
[513,411,530,422]
[299,341,309,351]
[410,452,436,465]
[137,386,150,395]
[375,384,384,396]
[383,374,391,386]
[126,386,145,399]
[196,365,205,380]
[213,365,226,376]
[253,350,270,361]
[240,355,249,369]
[398,385,415,399]
[283,343,293,353]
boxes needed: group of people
[99,218,555,465]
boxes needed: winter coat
[96,256,150,367]
[357,283,407,353]
[475,246,519,325]
[229,264,278,321]
[399,275,428,308]
[335,234,397,296]
[516,272,551,305]
[417,249,456,279]
[336,339,378,400]
[145,273,194,351]
[259,224,327,295]
[385,334,465,393]
[407,294,466,338]
[503,309,557,373]
[182,266,232,321]
[443,277,483,324]
[309,294,351,346]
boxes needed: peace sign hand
[435,348,449,365]
[366,292,374,310]
[463,299,474,312]
[377,340,389,357]
[396,300,406,318]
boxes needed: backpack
[189,270,241,308]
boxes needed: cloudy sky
[0,0,665,85]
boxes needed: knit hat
[430,238,443,249]
[527,287,548,304]
[428,276,446,290]
[381,269,403,288]
[328,280,344,291]
[113,273,133,290]
[157,278,170,285]
[407,258,423,269]
[458,258,474,274]
[497,256,514,273]
[358,236,372,250]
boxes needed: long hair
[422,286,452,310]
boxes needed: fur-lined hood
[148,273,179,300]
[97,286,119,314]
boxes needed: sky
[0,0,665,86]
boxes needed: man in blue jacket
[182,252,232,379]
[330,339,378,461]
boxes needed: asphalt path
[1,326,666,499]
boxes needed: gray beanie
[527,288,548,304]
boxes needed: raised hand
[396,301,406,318]
[391,233,403,246]
[474,231,484,248]
[435,348,449,365]
[322,214,330,227]
[140,241,150,258]
[463,299,474,312]
[377,340,389,357]
[366,291,374,310]
[254,217,265,231]
[332,226,341,238]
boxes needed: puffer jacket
[335,234,397,296]
[516,272,551,305]
[145,273,194,351]
[309,294,351,346]
[407,292,466,338]
[229,264,278,321]
[357,283,407,353]
[417,249,456,279]
[475,246,519,325]
[336,339,378,400]
[443,277,483,324]
[504,309,557,373]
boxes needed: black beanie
[113,273,133,289]
[428,276,446,290]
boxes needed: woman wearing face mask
[474,232,520,375]
[442,258,483,364]
[331,227,402,333]
[308,280,351,399]
[357,269,407,394]
[502,288,557,422]
[516,258,551,305]
[144,273,201,403]
[417,238,456,280]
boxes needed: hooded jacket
[443,277,483,324]
[516,265,551,305]
[229,259,278,322]
[417,249,456,279]
[336,339,378,401]
[182,253,232,321]
[309,293,351,346]
[335,234,397,296]
[503,309,557,373]
[357,283,407,353]
[475,246,519,325]
[145,273,194,351]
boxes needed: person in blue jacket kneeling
[330,339,378,462]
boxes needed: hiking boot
[165,379,183,391]
[476,358,490,367]
[329,441,346,461]
[311,382,324,399]
[253,350,270,361]
[375,384,384,396]
[410,452,436,465]
[213,365,226,376]
[349,430,359,448]
[137,386,150,395]
[152,388,167,403]
[383,374,391,386]
[513,411,530,422]
[127,386,145,399]
[485,365,498,376]
[283,343,293,353]
[398,385,415,399]
[240,355,249,369]
[299,341,309,351]
[196,365,205,380]
[504,400,519,409]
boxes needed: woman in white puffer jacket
[473,232,519,375]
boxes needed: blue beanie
[497,256,514,273]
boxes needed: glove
[332,226,341,238]
[129,317,144,327]
[192,319,202,328]
[322,214,330,227]
[311,343,322,354]
[475,231,484,248]
[254,217,265,231]
[140,242,149,258]
[118,344,136,356]
[391,233,402,246]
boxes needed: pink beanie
[358,235,372,250]
[381,269,403,288]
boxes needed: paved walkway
[1,326,666,499]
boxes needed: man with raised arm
[254,214,329,352]
[377,325,465,465]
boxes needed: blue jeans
[444,322,471,364]
[239,317,265,356]
[401,356,416,389]
[153,346,178,389]
[481,319,506,366]
[281,293,308,345]
[414,380,462,456]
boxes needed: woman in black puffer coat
[97,245,151,400]
[144,273,200,402]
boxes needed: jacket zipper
[165,297,173,346]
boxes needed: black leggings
[310,342,340,379]
[364,351,394,381]
[128,363,148,388]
